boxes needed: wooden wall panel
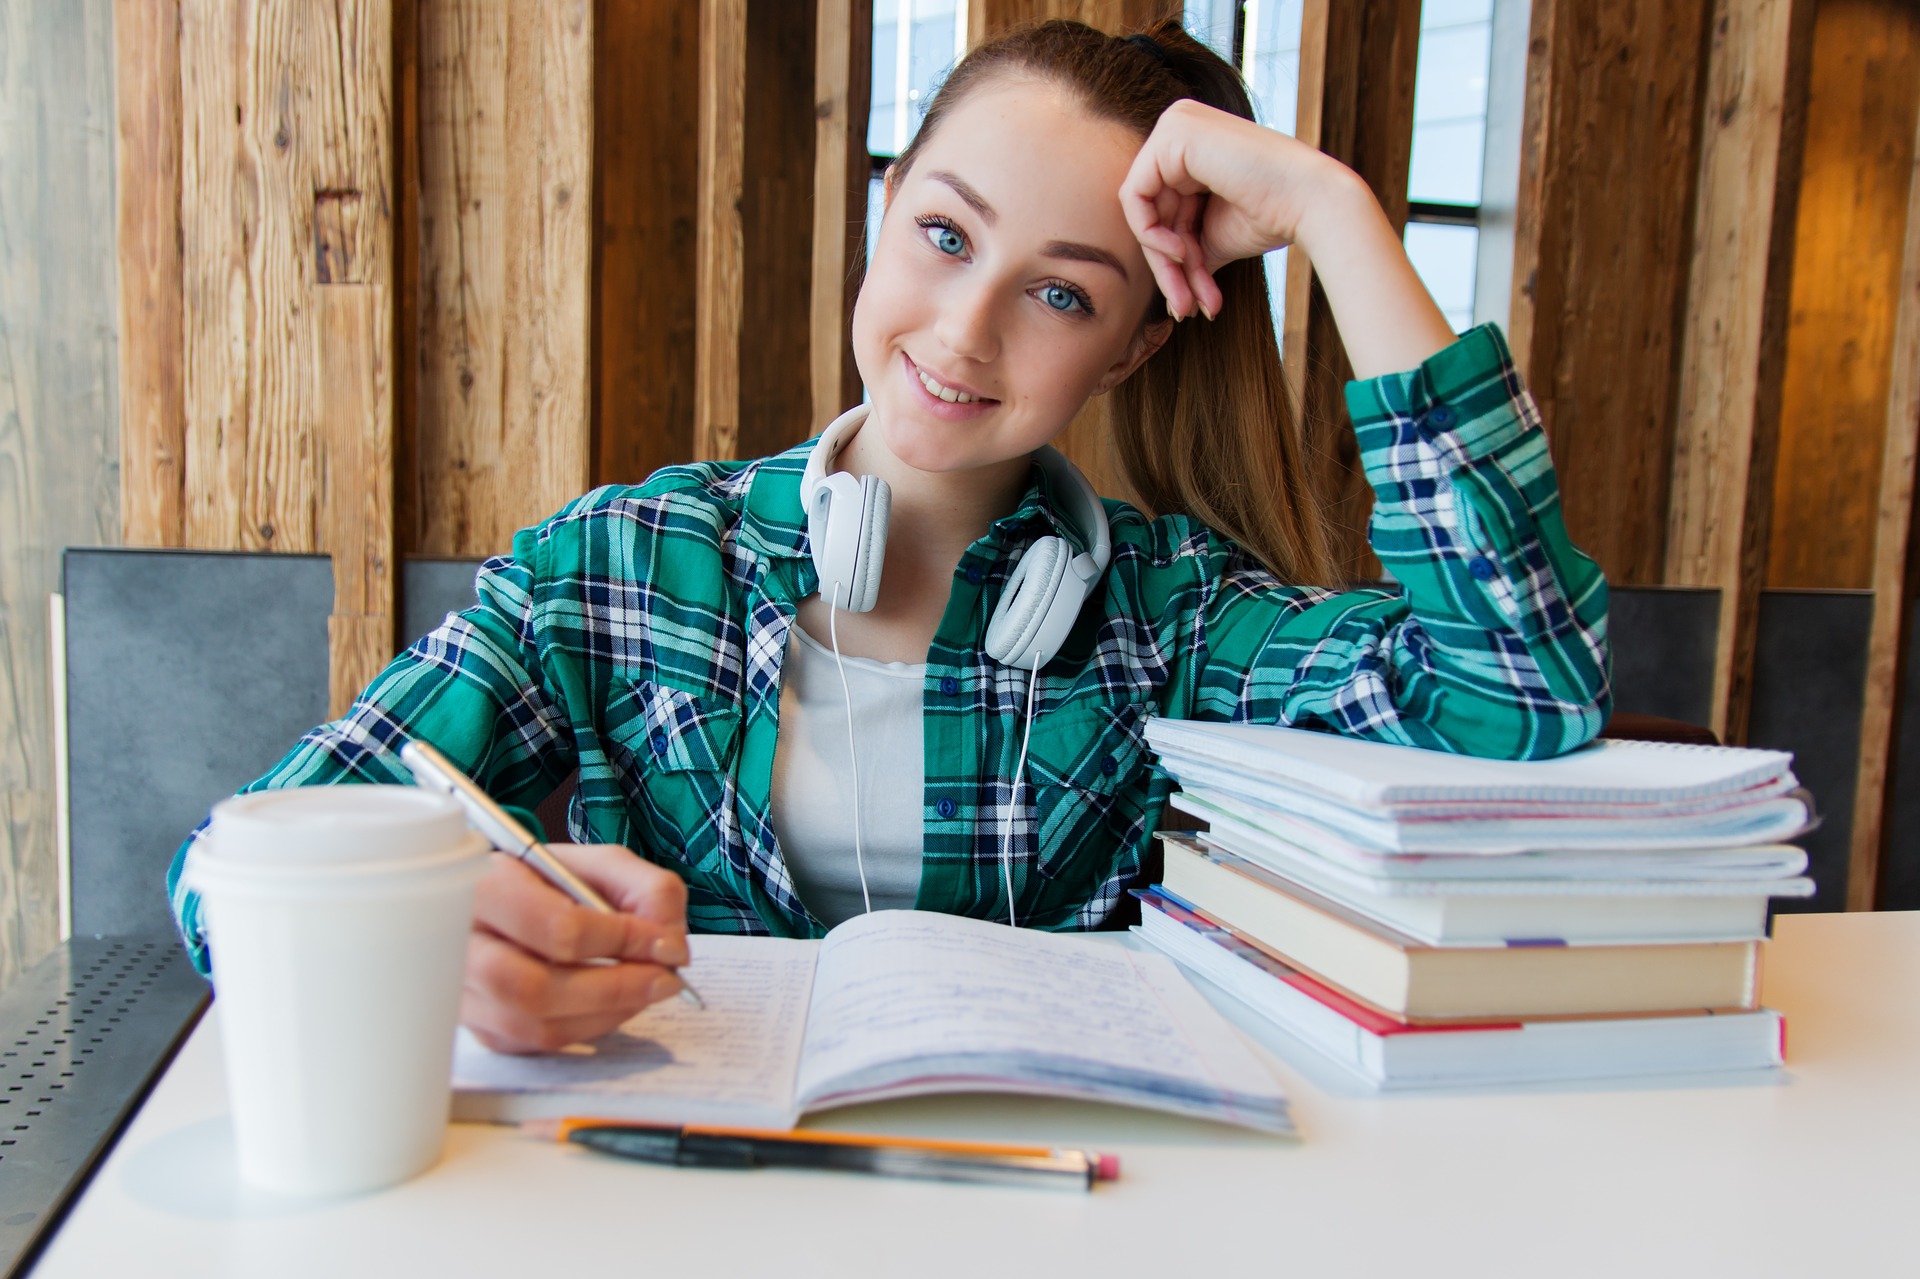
[1507,0,1713,587]
[694,0,746,461]
[811,0,874,431]
[1766,0,1920,592]
[115,0,186,549]
[694,0,833,464]
[738,0,819,458]
[1849,46,1920,910]
[0,0,120,987]
[1666,0,1814,745]
[595,0,700,486]
[178,0,397,716]
[410,1,592,557]
[1284,0,1421,581]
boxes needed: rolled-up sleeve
[1190,324,1611,760]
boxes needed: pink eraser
[1094,1153,1121,1181]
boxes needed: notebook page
[451,934,817,1126]
[1146,720,1795,806]
[792,910,1285,1122]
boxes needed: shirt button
[1468,556,1496,581]
[940,675,960,697]
[1428,405,1455,428]
[1099,755,1118,777]
[935,797,958,819]
[964,565,984,586]
[650,730,669,754]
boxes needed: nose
[933,272,1001,365]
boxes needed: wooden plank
[114,0,186,548]
[1285,0,1421,581]
[1505,0,1713,587]
[738,0,819,459]
[503,2,592,513]
[1767,2,1920,592]
[695,0,747,461]
[410,0,593,556]
[0,0,121,986]
[1665,0,1814,745]
[1849,63,1920,912]
[177,0,396,711]
[810,0,874,430]
[593,0,700,486]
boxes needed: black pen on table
[399,739,706,1010]
[531,1119,1120,1191]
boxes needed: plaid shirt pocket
[606,679,741,876]
[1026,700,1154,883]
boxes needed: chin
[877,407,990,475]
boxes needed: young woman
[167,19,1609,1054]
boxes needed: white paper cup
[186,785,490,1197]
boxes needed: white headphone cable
[826,591,874,915]
[999,650,1041,930]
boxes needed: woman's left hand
[1120,98,1454,376]
[1119,99,1353,321]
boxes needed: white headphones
[800,405,1112,670]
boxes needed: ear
[1092,316,1175,396]
[882,162,900,212]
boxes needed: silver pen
[399,739,705,1009]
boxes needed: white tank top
[768,623,926,926]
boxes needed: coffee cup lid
[202,786,480,868]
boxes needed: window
[1405,0,1494,334]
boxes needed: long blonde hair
[892,17,1337,587]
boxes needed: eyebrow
[927,170,1131,283]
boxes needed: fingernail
[651,935,690,967]
[651,973,688,1003]
[1199,302,1216,322]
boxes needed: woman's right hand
[460,843,691,1054]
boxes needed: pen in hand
[399,739,706,1010]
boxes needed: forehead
[906,78,1145,234]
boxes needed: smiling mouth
[910,356,997,405]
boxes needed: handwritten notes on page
[794,911,1291,1132]
[451,935,818,1128]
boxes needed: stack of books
[1136,721,1815,1090]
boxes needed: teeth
[917,366,979,404]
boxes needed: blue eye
[1040,284,1085,313]
[925,224,965,256]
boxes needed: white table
[31,912,1920,1278]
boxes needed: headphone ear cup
[985,536,1069,667]
[848,476,888,612]
[810,472,889,612]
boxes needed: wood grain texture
[0,0,120,987]
[593,0,700,486]
[114,0,186,548]
[1284,0,1421,581]
[1767,1,1920,592]
[177,0,397,709]
[1849,64,1920,911]
[410,0,592,556]
[738,0,818,459]
[694,0,746,461]
[1665,0,1813,745]
[810,0,873,431]
[1506,0,1712,587]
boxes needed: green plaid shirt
[168,325,1609,966]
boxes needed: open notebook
[452,910,1293,1135]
